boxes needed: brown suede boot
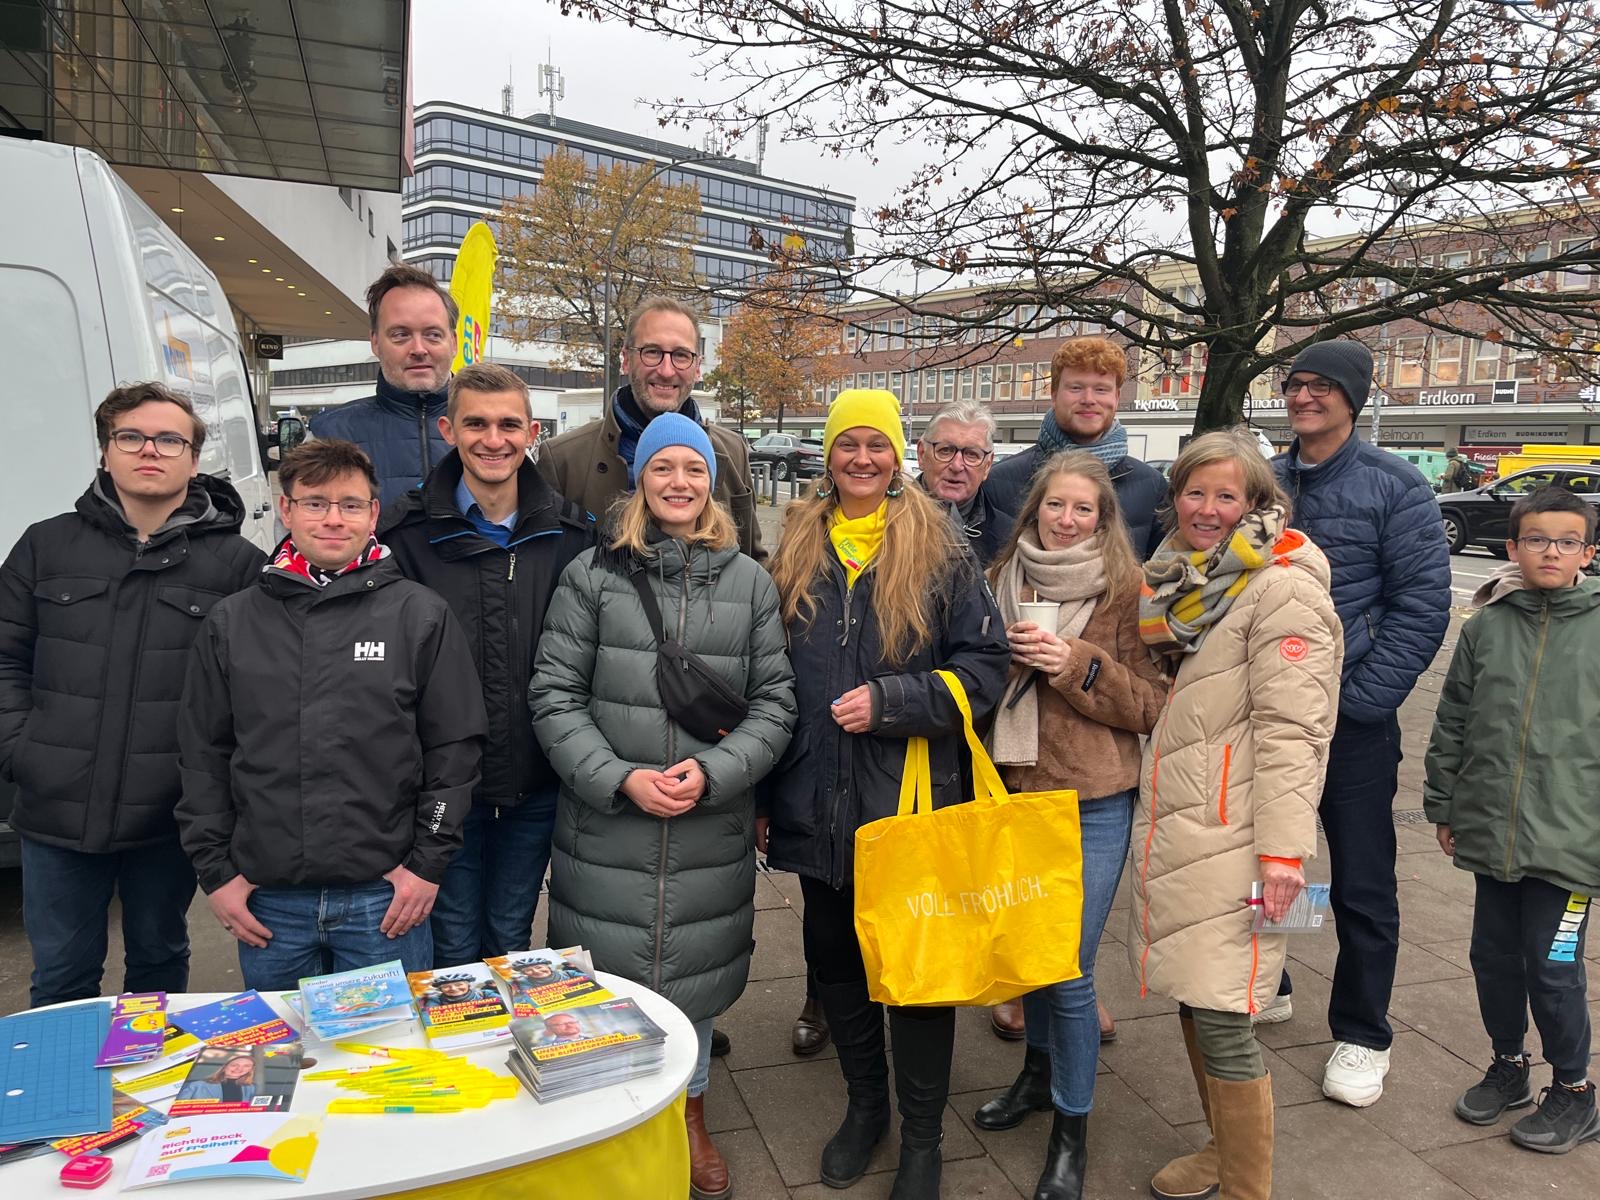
[1150,1015,1219,1200]
[686,1094,732,1200]
[1206,1073,1274,1200]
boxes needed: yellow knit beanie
[822,389,905,464]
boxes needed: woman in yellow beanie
[758,390,1010,1199]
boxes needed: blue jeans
[21,836,197,1007]
[689,1018,715,1098]
[237,881,433,992]
[429,796,557,967]
[1022,789,1135,1114]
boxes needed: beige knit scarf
[988,528,1107,766]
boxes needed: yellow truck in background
[1493,444,1600,478]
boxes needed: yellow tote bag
[853,670,1084,1007]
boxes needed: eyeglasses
[927,441,993,467]
[286,497,375,518]
[110,431,192,457]
[631,345,699,369]
[1515,535,1590,555]
[1281,376,1334,398]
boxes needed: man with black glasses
[0,383,263,1006]
[916,400,1005,566]
[177,439,485,990]
[1270,339,1450,1109]
[539,296,764,561]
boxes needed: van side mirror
[277,417,306,457]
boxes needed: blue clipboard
[0,1002,114,1143]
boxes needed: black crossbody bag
[628,570,750,742]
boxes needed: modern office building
[2,0,409,393]
[269,99,857,423]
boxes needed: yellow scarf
[830,502,888,588]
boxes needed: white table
[14,972,694,1198]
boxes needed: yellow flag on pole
[449,222,498,373]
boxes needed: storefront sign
[1134,397,1181,412]
[1376,427,1436,443]
[1463,424,1573,445]
[1416,388,1485,406]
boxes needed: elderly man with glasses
[1268,338,1450,1112]
[540,296,763,562]
[916,401,1009,566]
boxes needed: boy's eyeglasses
[1515,535,1590,555]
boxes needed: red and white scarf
[270,537,388,588]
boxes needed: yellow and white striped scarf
[1139,503,1288,654]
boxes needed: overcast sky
[410,1,895,218]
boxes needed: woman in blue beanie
[532,412,797,1200]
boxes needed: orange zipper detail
[1218,743,1232,825]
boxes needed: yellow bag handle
[896,669,1011,816]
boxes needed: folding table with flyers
[13,971,695,1199]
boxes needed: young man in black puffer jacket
[0,383,264,1006]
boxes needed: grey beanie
[1287,340,1374,415]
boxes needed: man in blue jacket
[1271,339,1451,1109]
[310,264,457,507]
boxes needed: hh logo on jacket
[353,641,386,662]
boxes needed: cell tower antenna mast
[538,45,565,118]
[501,63,514,117]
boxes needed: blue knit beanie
[630,412,717,487]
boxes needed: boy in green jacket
[1425,485,1599,1154]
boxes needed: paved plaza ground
[0,503,1594,1196]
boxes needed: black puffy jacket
[984,445,1167,559]
[381,451,595,807]
[176,552,486,893]
[0,475,264,853]
[309,375,452,508]
[763,550,1011,889]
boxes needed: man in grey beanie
[1267,339,1451,1112]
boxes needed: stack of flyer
[485,946,612,1019]
[110,991,297,1105]
[407,963,513,1050]
[295,960,416,1041]
[94,992,168,1067]
[506,997,668,1102]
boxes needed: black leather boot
[887,1134,943,1200]
[974,1044,1053,1130]
[887,1007,954,1200]
[1033,1110,1088,1200]
[816,978,890,1188]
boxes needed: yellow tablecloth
[383,1092,688,1199]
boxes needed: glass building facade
[402,102,855,312]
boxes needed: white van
[0,140,274,560]
[0,140,275,866]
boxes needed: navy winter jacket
[309,375,451,508]
[1273,433,1450,724]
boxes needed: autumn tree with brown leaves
[712,268,849,428]
[559,0,1600,431]
[493,148,702,376]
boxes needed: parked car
[749,433,824,480]
[1438,465,1600,555]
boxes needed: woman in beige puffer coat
[1132,430,1343,1200]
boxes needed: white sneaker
[1322,1042,1391,1107]
[1253,992,1293,1025]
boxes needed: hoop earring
[886,474,905,498]
[815,473,835,500]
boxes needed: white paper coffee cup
[1017,600,1061,629]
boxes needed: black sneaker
[1509,1082,1600,1154]
[1455,1055,1533,1125]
